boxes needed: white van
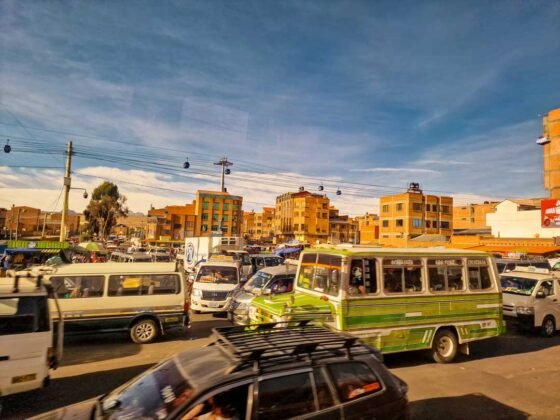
[0,272,63,398]
[190,258,240,314]
[43,262,188,343]
[109,252,153,263]
[501,267,560,337]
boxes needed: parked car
[249,253,284,273]
[32,322,410,420]
[228,263,297,325]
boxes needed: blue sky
[1,0,559,214]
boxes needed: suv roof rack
[212,320,373,373]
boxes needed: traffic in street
[3,313,560,419]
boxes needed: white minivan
[501,267,560,337]
[43,262,189,343]
[0,272,63,398]
[190,258,240,314]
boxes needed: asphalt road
[3,315,560,419]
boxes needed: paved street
[3,315,560,419]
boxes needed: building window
[433,221,439,228]
[426,220,431,228]
[396,203,403,211]
[201,224,208,232]
[223,203,229,211]
[412,218,422,228]
[441,221,450,229]
[441,205,450,214]
[432,204,438,212]
[201,213,209,221]
[395,219,403,227]
[213,202,220,210]
[322,213,327,218]
[202,202,209,210]
[412,202,423,212]
[382,220,389,228]
[223,215,229,221]
[382,204,389,213]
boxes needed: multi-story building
[355,213,379,245]
[112,214,149,238]
[148,204,196,241]
[2,206,81,239]
[275,191,330,244]
[328,209,359,244]
[0,208,7,239]
[242,210,256,240]
[194,190,243,237]
[453,202,498,230]
[540,107,560,198]
[379,184,453,247]
[255,207,275,242]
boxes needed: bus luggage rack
[212,320,373,372]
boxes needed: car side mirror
[536,291,546,299]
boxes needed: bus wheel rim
[437,336,453,357]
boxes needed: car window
[328,362,383,402]
[103,358,192,419]
[258,372,315,419]
[314,368,334,410]
[182,383,249,420]
[51,275,105,298]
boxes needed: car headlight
[516,306,534,315]
[192,288,202,298]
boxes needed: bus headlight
[515,306,534,315]
[192,288,202,298]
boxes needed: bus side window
[349,260,366,296]
[467,260,492,290]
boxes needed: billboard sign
[541,199,560,228]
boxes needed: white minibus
[43,262,188,344]
[190,258,241,314]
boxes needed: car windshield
[196,266,238,284]
[101,358,193,419]
[245,271,273,291]
[265,257,283,266]
[500,276,539,296]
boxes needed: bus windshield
[297,253,342,296]
[196,266,238,285]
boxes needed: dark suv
[35,322,409,420]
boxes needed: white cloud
[350,167,440,174]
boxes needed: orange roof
[468,245,560,255]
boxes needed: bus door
[345,258,378,334]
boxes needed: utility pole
[213,157,233,192]
[42,212,48,238]
[15,208,21,241]
[60,141,73,242]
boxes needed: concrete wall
[487,200,560,238]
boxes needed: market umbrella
[78,242,108,254]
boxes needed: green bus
[249,246,504,363]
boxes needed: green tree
[83,182,128,239]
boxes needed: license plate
[12,373,37,384]
[207,302,221,308]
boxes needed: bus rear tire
[130,319,159,344]
[541,316,555,337]
[431,329,458,363]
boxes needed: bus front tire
[541,316,556,338]
[130,319,159,344]
[431,329,458,363]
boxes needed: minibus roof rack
[4,271,45,293]
[212,321,372,373]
